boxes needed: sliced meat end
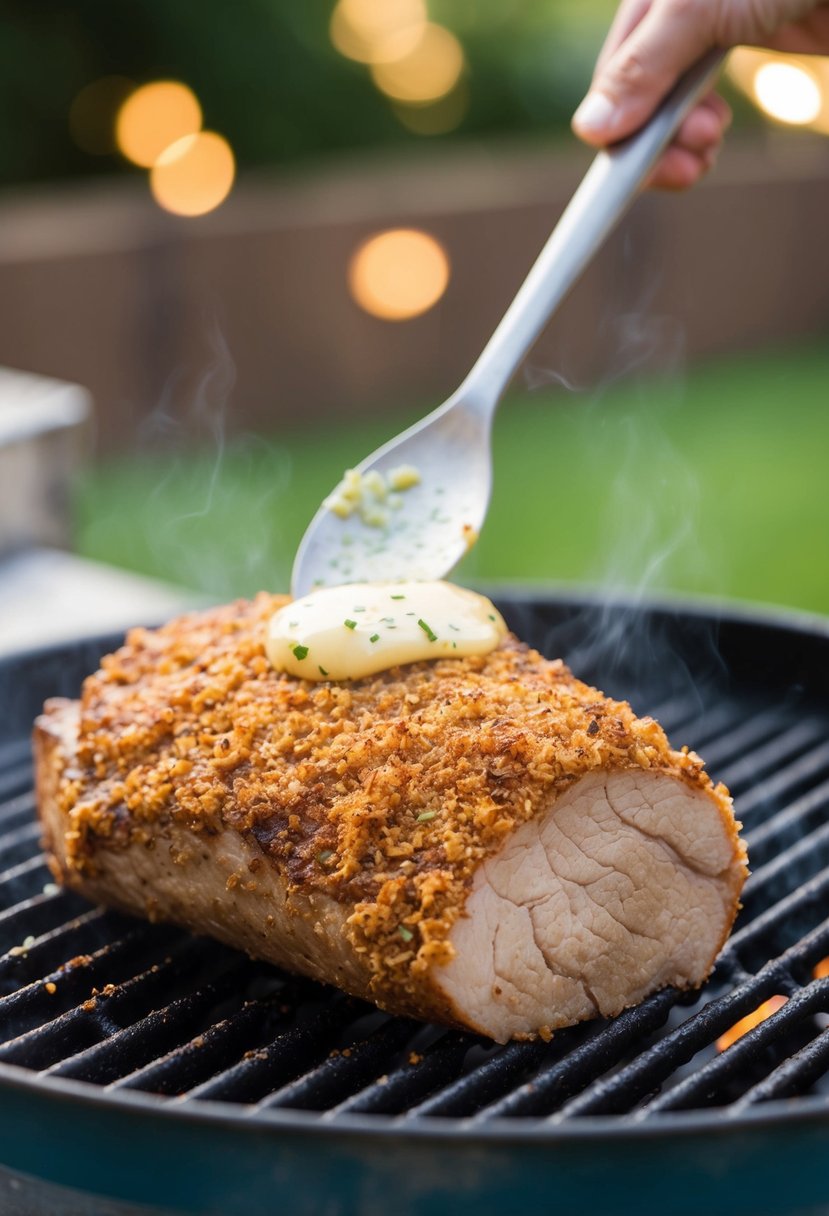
[437,770,744,1043]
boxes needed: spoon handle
[459,49,726,412]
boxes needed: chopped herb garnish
[452,642,457,648]
[418,619,438,643]
[344,619,357,630]
[488,614,496,621]
[318,666,329,677]
[317,850,334,864]
[369,634,380,643]
[292,644,309,660]
[289,620,299,628]
[416,810,437,822]
[448,623,460,631]
[398,925,414,943]
[353,606,366,612]
[390,594,406,600]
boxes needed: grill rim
[3,585,829,1146]
[4,1052,829,1142]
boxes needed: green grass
[75,343,829,616]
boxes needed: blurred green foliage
[75,343,829,616]
[0,0,620,187]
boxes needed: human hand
[572,0,829,189]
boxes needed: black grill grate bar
[0,888,96,958]
[745,777,829,862]
[639,980,829,1116]
[0,853,49,893]
[0,791,36,838]
[549,918,829,1119]
[714,720,827,796]
[112,998,289,1096]
[739,822,829,922]
[681,707,787,773]
[0,926,189,1050]
[402,1040,548,1120]
[723,863,829,966]
[0,906,124,991]
[0,857,56,916]
[731,742,829,823]
[656,699,753,753]
[0,820,42,871]
[731,1025,829,1110]
[0,740,33,774]
[43,958,255,1086]
[180,996,356,1105]
[254,1016,419,1113]
[0,761,34,805]
[470,988,680,1121]
[326,1030,472,1118]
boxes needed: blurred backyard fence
[1,135,828,452]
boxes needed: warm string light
[150,132,235,217]
[116,81,202,168]
[330,0,468,134]
[370,22,464,104]
[728,48,829,133]
[71,77,235,217]
[330,0,427,64]
[348,228,450,320]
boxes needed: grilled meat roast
[35,595,747,1042]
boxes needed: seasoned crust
[36,594,746,1020]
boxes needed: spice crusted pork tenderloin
[35,595,747,1043]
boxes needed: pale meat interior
[438,770,740,1042]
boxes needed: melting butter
[267,581,507,681]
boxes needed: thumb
[573,0,717,146]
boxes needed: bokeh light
[393,82,470,136]
[753,62,822,125]
[69,76,135,155]
[116,81,202,168]
[371,23,465,104]
[728,48,829,133]
[330,0,427,65]
[149,132,235,217]
[348,228,450,320]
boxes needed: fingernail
[573,91,615,134]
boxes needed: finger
[674,102,725,155]
[572,0,718,147]
[699,90,732,132]
[648,143,716,192]
[594,0,654,77]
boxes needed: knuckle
[662,0,700,20]
[613,47,651,91]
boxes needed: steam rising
[518,291,728,716]
[87,319,295,601]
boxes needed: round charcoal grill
[2,592,829,1216]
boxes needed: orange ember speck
[716,994,787,1052]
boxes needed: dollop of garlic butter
[267,581,507,681]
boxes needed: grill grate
[2,599,829,1133]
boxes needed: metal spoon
[292,52,725,598]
